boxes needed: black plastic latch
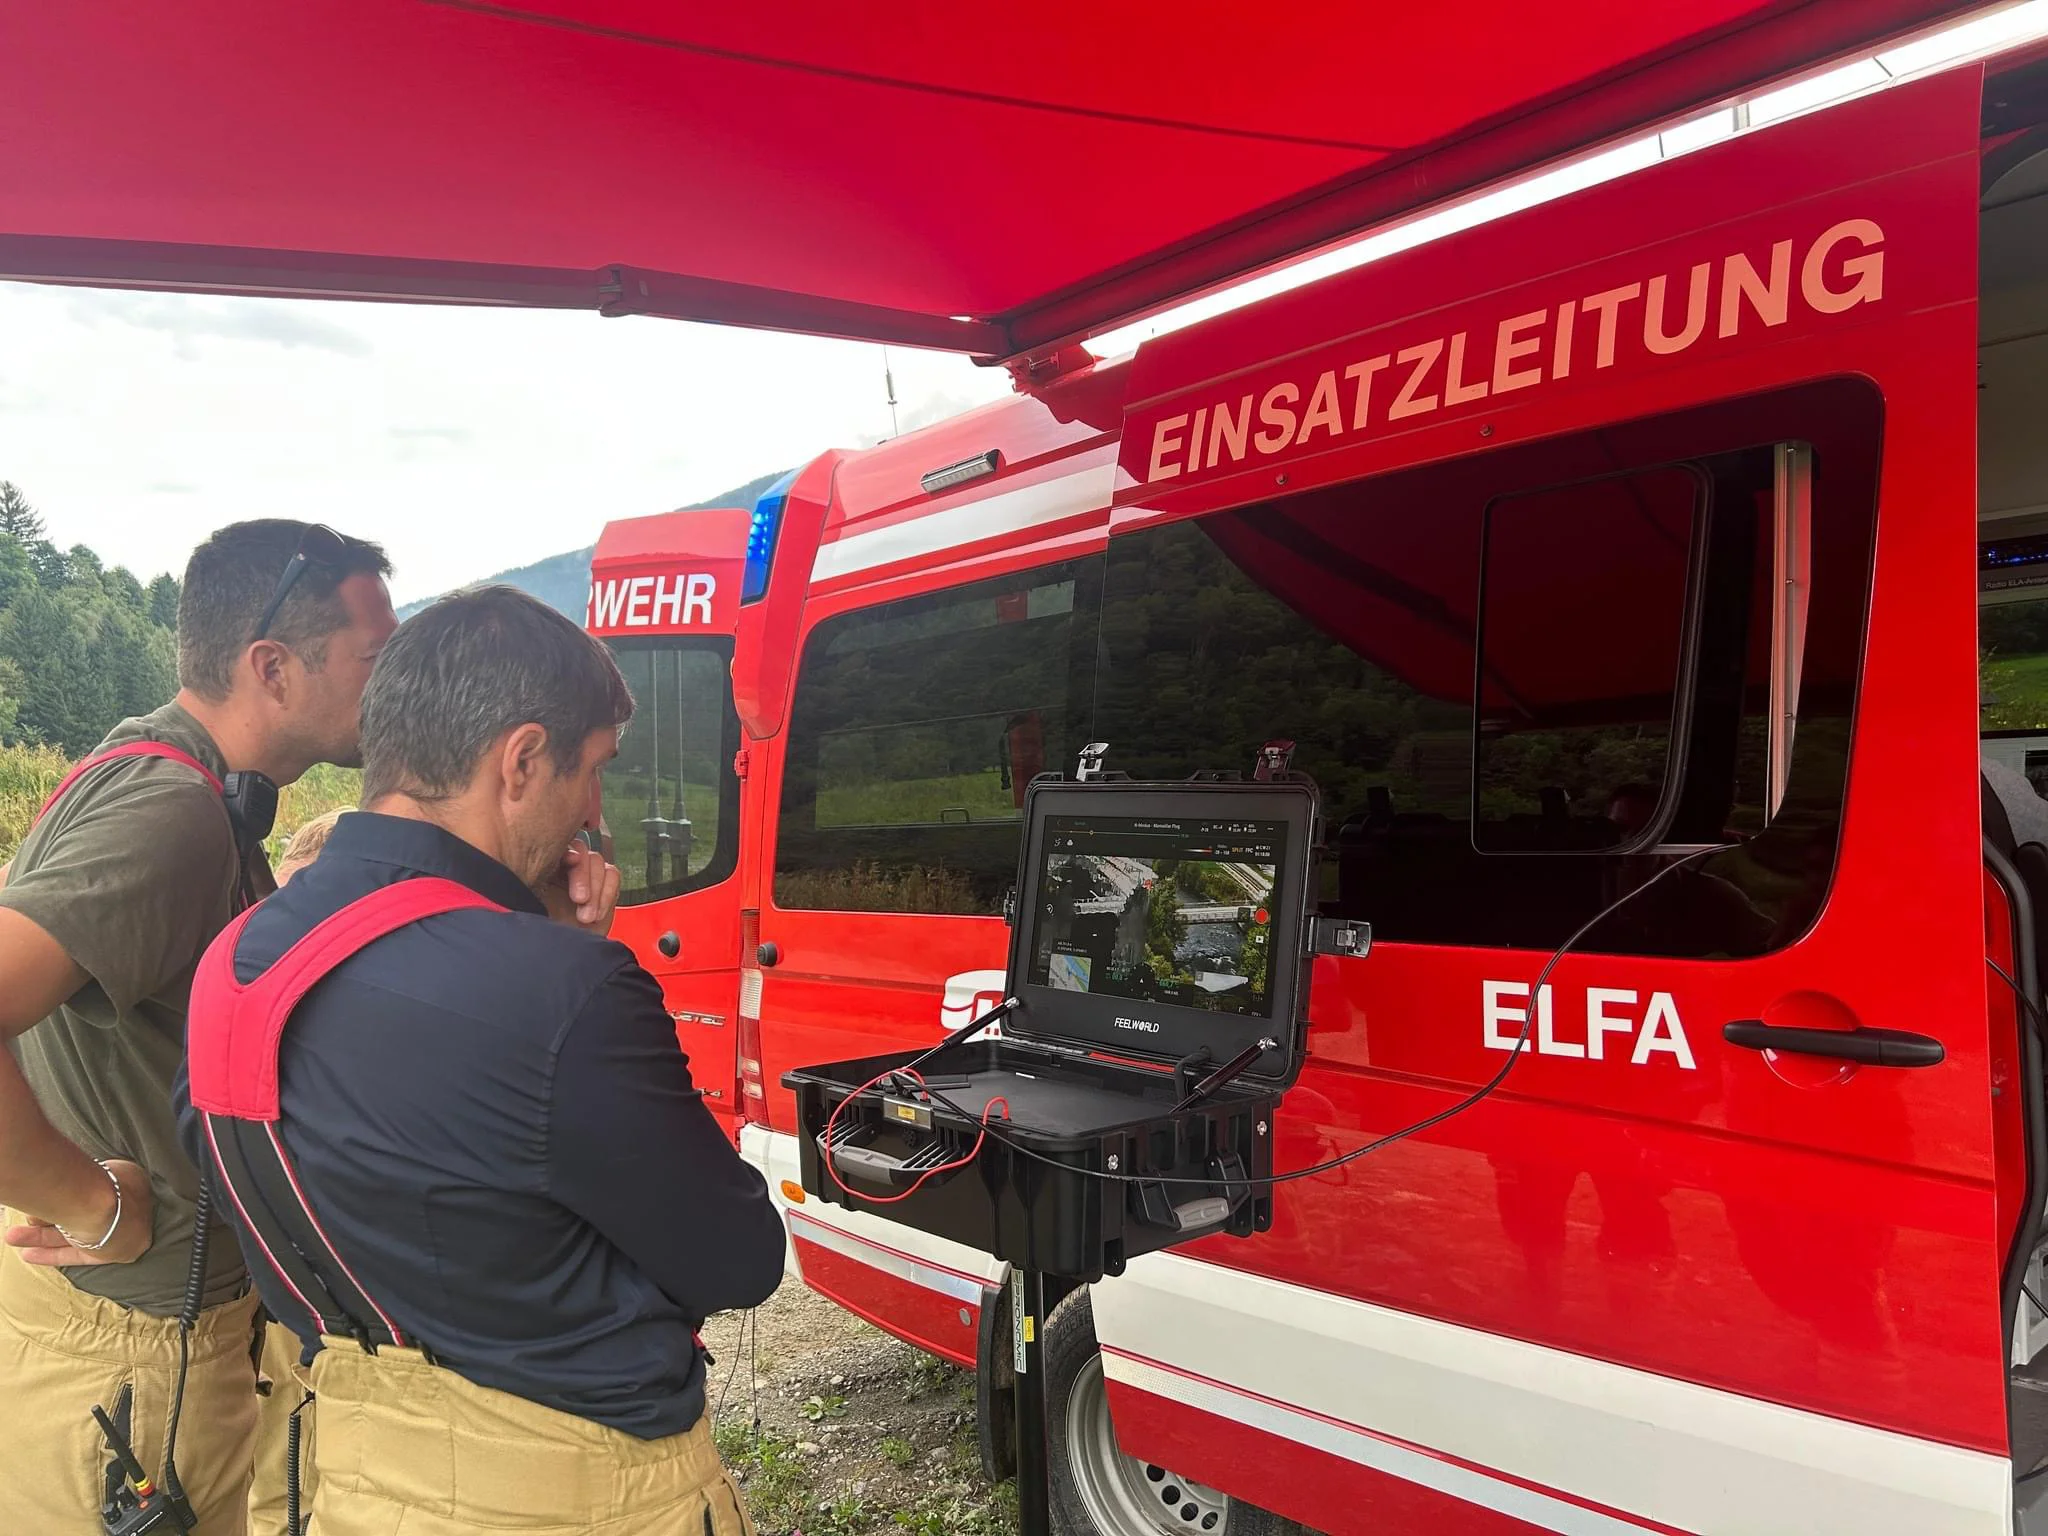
[1211,1150,1251,1215]
[1135,1180,1176,1230]
[1132,1151,1254,1235]
[1313,918,1372,958]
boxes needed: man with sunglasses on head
[0,520,395,1534]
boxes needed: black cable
[749,1303,762,1434]
[713,1307,750,1427]
[1987,952,2048,1295]
[1991,955,2047,1039]
[905,845,1733,1191]
[285,1392,312,1536]
[892,997,1018,1080]
[1985,946,2048,1488]
[159,1174,212,1522]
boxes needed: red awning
[0,1,1982,359]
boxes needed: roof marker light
[742,470,799,605]
[920,451,1002,496]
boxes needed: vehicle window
[776,564,1098,914]
[1093,378,1879,958]
[1983,586,2048,741]
[1981,582,2048,794]
[602,639,740,903]
[1473,466,1703,853]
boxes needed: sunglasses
[252,525,350,642]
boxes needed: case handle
[818,1127,963,1190]
[1133,1152,1253,1234]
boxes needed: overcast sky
[0,281,1012,605]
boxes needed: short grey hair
[360,586,634,804]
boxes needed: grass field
[814,770,1019,829]
[1984,652,2048,732]
[267,762,364,862]
[0,743,361,866]
[0,744,73,864]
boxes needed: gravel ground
[702,1280,1018,1536]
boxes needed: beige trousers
[0,1229,261,1535]
[307,1337,754,1536]
[249,1319,317,1534]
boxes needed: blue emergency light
[742,470,799,605]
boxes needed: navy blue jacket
[174,811,783,1437]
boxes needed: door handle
[657,931,681,959]
[1722,1020,1944,1068]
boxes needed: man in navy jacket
[179,585,781,1535]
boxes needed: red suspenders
[187,878,504,1350]
[34,741,223,823]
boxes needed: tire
[1044,1289,1310,1536]
[977,1284,1016,1483]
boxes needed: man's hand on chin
[540,841,621,938]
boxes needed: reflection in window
[1473,466,1702,852]
[1094,380,1879,958]
[603,640,739,904]
[777,567,1094,914]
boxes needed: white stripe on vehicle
[1091,1253,2011,1536]
[1103,1350,1663,1535]
[786,1209,987,1306]
[812,461,1115,582]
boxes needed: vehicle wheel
[1045,1289,1308,1536]
[978,1285,1016,1483]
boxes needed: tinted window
[1474,466,1703,852]
[1984,595,2048,735]
[603,639,740,903]
[1979,588,2048,794]
[777,563,1098,914]
[1094,380,1879,957]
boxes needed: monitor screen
[1026,813,1287,1021]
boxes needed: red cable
[822,1066,1010,1206]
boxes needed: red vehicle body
[590,45,2048,1536]
[584,505,752,1143]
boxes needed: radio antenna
[882,347,900,439]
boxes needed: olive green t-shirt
[2,702,273,1315]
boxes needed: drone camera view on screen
[1028,815,1284,1022]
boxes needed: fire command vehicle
[584,37,2048,1536]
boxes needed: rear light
[738,908,768,1124]
[738,1007,766,1116]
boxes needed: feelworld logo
[1113,1016,1161,1034]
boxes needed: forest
[0,481,181,757]
[0,480,355,862]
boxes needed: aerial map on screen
[1028,814,1284,1019]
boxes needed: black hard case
[785,779,1317,1282]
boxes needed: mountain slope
[398,469,787,621]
